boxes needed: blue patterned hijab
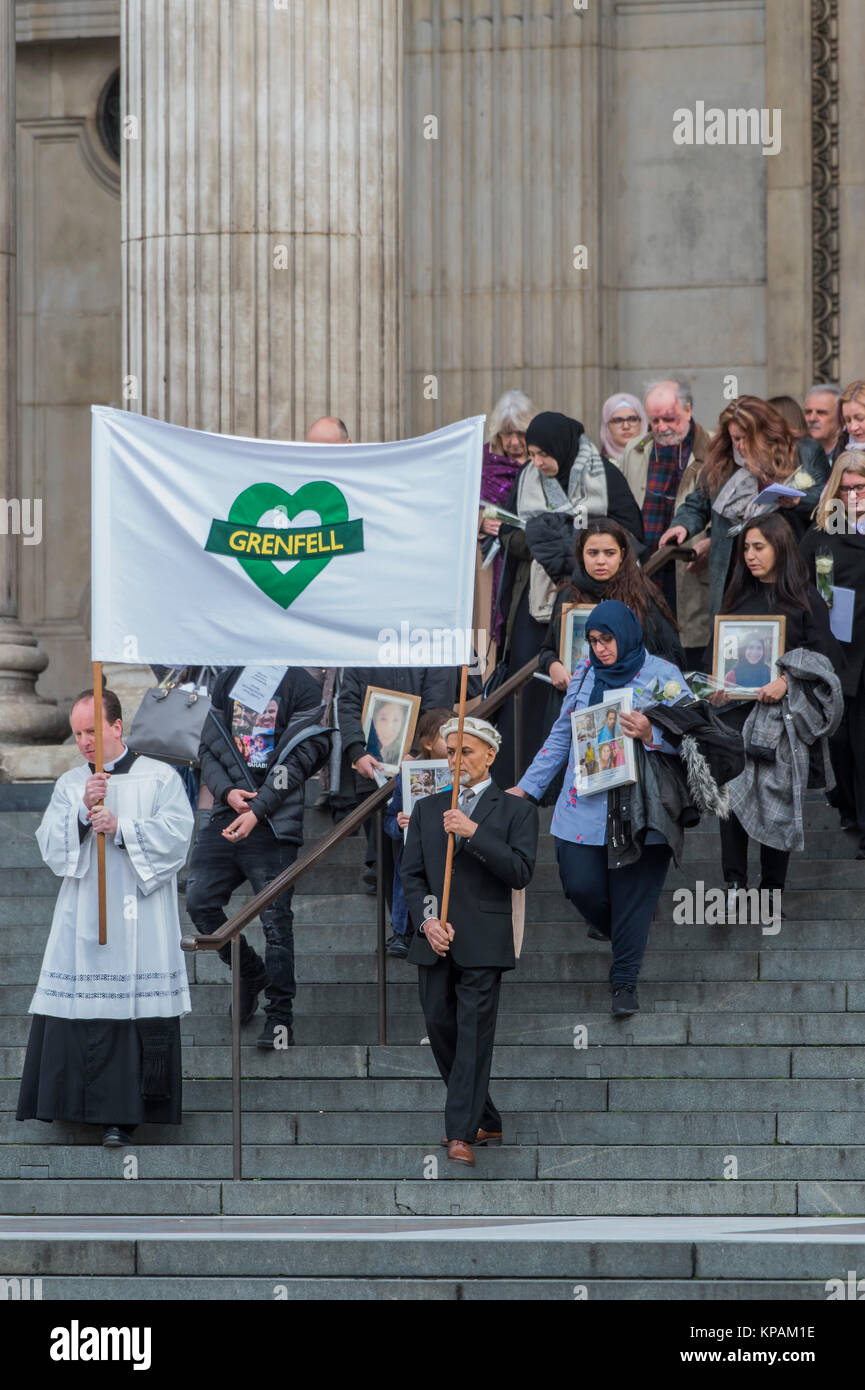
[585,600,646,704]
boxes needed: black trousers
[556,839,672,988]
[827,675,865,830]
[719,810,789,891]
[417,956,503,1142]
[186,812,298,1021]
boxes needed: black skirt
[16,1015,183,1127]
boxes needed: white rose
[662,680,681,700]
[815,556,833,574]
[790,470,813,490]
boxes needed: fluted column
[0,0,64,745]
[122,0,404,442]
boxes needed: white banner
[90,407,485,667]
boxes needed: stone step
[0,822,858,870]
[4,853,865,894]
[4,1008,860,1048]
[0,978,848,1017]
[4,1224,865,1280]
[6,1175,863,1215]
[5,1075,865,1113]
[0,1176,818,1216]
[6,1107,864,1147]
[6,944,862,988]
[3,882,865,925]
[0,1273,835,1299]
[2,1143,865,1182]
[1,1108,779,1146]
[3,916,865,958]
[0,1041,814,1082]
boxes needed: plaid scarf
[642,422,695,552]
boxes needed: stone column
[121,0,404,443]
[0,0,65,755]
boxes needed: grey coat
[671,437,831,640]
[728,647,843,852]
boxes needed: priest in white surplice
[17,687,194,1147]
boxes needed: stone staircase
[2,783,865,1299]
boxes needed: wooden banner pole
[92,661,108,946]
[438,663,469,933]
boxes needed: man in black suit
[402,716,538,1166]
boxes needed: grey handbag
[127,673,214,766]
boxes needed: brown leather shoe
[447,1139,474,1165]
[440,1127,503,1147]
[475,1128,502,1146]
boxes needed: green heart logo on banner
[208,481,363,610]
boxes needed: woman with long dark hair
[537,517,685,692]
[717,511,840,896]
[660,396,830,641]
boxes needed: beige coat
[618,420,712,650]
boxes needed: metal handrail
[180,654,540,958]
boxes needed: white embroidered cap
[439,715,502,753]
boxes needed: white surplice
[31,756,194,1020]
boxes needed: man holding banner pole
[402,716,538,1166]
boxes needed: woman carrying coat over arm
[714,511,842,900]
[509,600,692,1017]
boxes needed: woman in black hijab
[493,411,644,788]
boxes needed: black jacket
[402,782,538,971]
[337,666,458,771]
[198,666,331,844]
[798,529,865,697]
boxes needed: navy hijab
[585,600,647,704]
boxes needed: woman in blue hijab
[510,600,691,1016]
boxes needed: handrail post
[231,935,242,1180]
[375,806,387,1044]
[513,684,523,782]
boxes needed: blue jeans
[186,811,298,1021]
[555,839,672,988]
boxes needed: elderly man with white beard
[17,687,194,1147]
[618,377,712,664]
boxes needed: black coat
[337,666,458,793]
[799,528,865,696]
[198,667,331,844]
[402,783,538,970]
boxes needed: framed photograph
[571,688,637,796]
[559,603,594,672]
[712,615,787,697]
[400,759,452,839]
[361,686,422,783]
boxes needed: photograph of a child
[571,690,637,796]
[361,687,422,776]
[713,616,786,696]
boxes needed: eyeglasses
[609,415,640,427]
[837,486,861,495]
[588,635,613,649]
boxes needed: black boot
[229,963,268,1025]
[257,1016,294,1049]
